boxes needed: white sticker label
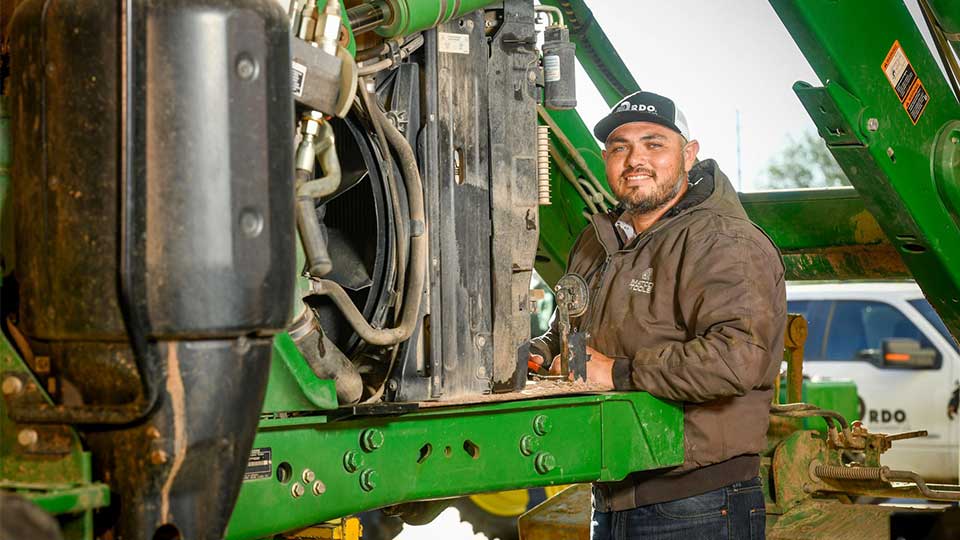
[291,61,307,97]
[543,55,561,82]
[438,32,470,55]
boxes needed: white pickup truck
[787,282,960,483]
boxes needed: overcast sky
[570,0,949,192]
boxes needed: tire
[453,497,522,540]
[356,509,404,540]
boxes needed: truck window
[825,300,934,361]
[787,300,829,359]
[907,299,960,354]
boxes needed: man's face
[602,122,699,213]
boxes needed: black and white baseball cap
[593,90,690,142]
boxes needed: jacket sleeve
[611,229,785,403]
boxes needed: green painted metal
[12,484,111,515]
[227,392,682,539]
[929,0,960,34]
[536,108,606,285]
[372,0,499,38]
[539,0,639,106]
[770,0,960,337]
[261,334,339,414]
[0,333,103,540]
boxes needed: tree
[760,131,850,189]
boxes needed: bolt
[360,429,384,452]
[532,415,552,436]
[343,451,364,473]
[146,426,161,439]
[952,136,959,145]
[866,118,879,131]
[2,376,23,396]
[17,429,38,447]
[528,70,537,83]
[312,480,326,496]
[302,468,316,484]
[475,335,486,348]
[534,452,556,474]
[886,147,896,161]
[291,482,305,498]
[236,54,258,80]
[149,450,168,465]
[359,469,379,492]
[519,435,540,456]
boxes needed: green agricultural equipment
[1,1,959,539]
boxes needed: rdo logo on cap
[615,101,657,114]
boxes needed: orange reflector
[885,353,911,362]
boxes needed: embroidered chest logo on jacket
[629,268,654,294]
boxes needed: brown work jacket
[532,159,786,481]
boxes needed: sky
[568,0,951,192]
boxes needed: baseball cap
[593,90,690,142]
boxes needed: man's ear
[683,139,700,170]
[601,149,607,160]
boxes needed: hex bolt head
[235,54,259,81]
[343,451,364,473]
[360,429,384,452]
[291,482,305,498]
[312,480,326,496]
[519,435,540,456]
[2,376,23,396]
[534,452,557,474]
[302,468,316,484]
[532,415,552,436]
[866,118,879,131]
[17,429,38,447]
[359,469,379,492]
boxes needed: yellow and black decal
[882,40,930,125]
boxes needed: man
[530,90,786,540]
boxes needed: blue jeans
[591,477,766,540]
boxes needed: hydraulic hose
[295,116,341,277]
[315,89,426,346]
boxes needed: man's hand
[528,353,561,376]
[585,346,615,390]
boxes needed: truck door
[791,299,955,483]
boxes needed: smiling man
[529,91,787,540]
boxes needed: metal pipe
[884,469,960,501]
[316,84,427,346]
[295,115,341,277]
[372,0,500,38]
[316,0,342,56]
[538,106,618,206]
[347,3,387,35]
[537,125,551,205]
[534,5,564,27]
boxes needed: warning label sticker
[904,80,929,124]
[291,61,307,97]
[881,41,929,124]
[438,32,470,55]
[243,447,272,481]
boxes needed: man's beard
[617,168,688,213]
